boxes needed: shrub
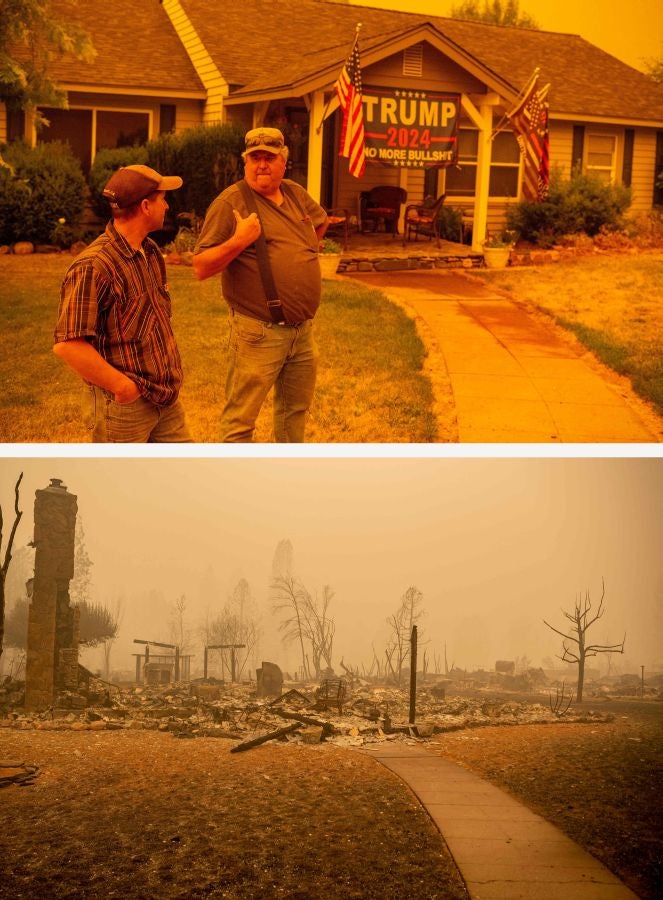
[88,145,149,219]
[0,140,86,245]
[436,205,463,242]
[147,123,245,220]
[506,168,632,246]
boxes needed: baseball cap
[102,165,183,209]
[242,127,286,157]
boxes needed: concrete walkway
[347,270,662,443]
[366,743,638,899]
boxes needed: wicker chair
[404,195,447,245]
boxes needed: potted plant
[318,237,343,278]
[482,230,516,269]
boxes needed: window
[38,107,149,173]
[585,133,617,183]
[160,104,176,135]
[445,129,520,197]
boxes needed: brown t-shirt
[195,179,326,323]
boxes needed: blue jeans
[222,310,318,442]
[86,386,191,442]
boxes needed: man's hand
[193,210,262,281]
[233,209,261,245]
[114,377,142,405]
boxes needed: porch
[332,229,484,274]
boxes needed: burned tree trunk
[0,472,23,665]
[543,579,625,702]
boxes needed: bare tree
[101,596,124,680]
[0,473,23,665]
[169,594,191,655]
[271,573,310,679]
[206,579,260,680]
[299,584,335,677]
[543,580,625,702]
[384,586,425,686]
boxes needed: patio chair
[360,185,408,235]
[324,207,350,249]
[404,194,446,245]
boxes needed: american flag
[507,72,550,202]
[335,34,366,178]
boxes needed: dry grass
[0,729,468,899]
[1,697,660,898]
[0,253,436,443]
[476,249,663,413]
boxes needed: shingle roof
[42,0,204,94]
[179,0,663,121]
[14,0,663,121]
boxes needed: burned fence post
[409,624,418,725]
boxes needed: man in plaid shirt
[54,165,191,442]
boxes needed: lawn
[475,249,663,415]
[0,254,436,443]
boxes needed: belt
[231,308,305,328]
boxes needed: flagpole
[491,67,540,139]
[316,23,362,134]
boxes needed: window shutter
[622,129,634,187]
[572,126,585,173]
[655,132,663,206]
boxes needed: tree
[205,579,260,681]
[271,538,294,578]
[69,517,93,607]
[0,473,23,665]
[300,584,335,677]
[450,0,539,28]
[1,0,95,124]
[101,596,124,680]
[271,573,310,678]
[644,57,663,83]
[543,580,625,702]
[384,586,425,686]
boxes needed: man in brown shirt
[54,165,191,442]
[194,127,328,442]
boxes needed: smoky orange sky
[347,0,663,72]
[1,456,661,679]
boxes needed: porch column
[472,102,493,252]
[306,90,326,204]
[461,94,498,252]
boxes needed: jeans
[86,385,192,443]
[222,310,318,442]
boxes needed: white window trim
[584,130,619,184]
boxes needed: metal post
[204,646,208,680]
[231,646,236,683]
[409,625,418,724]
[641,665,645,698]
[175,646,180,682]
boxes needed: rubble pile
[0,679,616,749]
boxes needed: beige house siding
[174,99,206,132]
[549,121,575,179]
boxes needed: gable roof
[177,0,663,122]
[41,0,205,96]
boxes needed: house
[3,0,663,250]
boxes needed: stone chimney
[25,479,79,711]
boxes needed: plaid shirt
[55,222,183,407]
